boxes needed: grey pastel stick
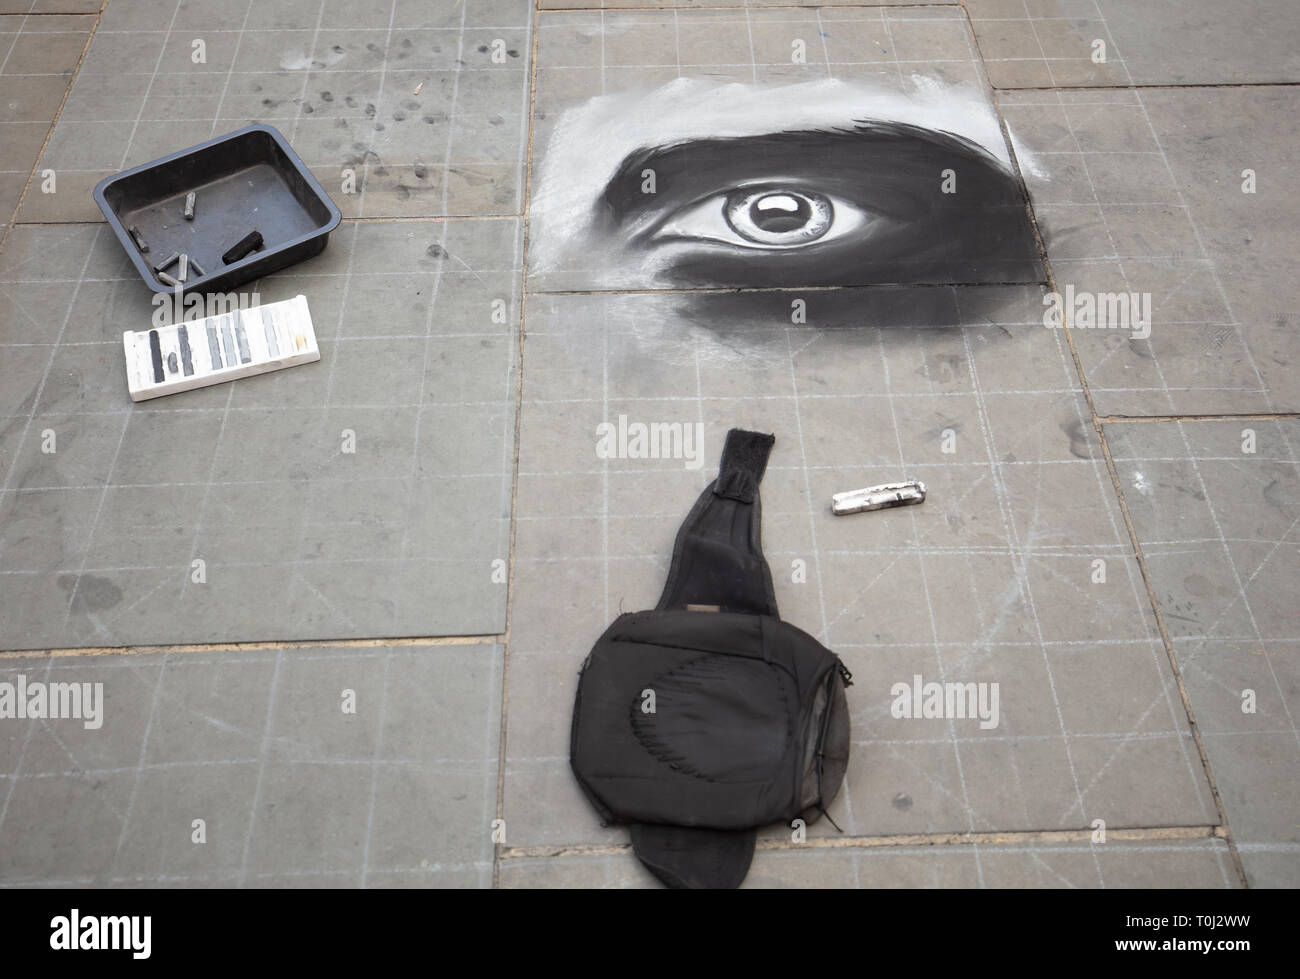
[235,315,251,364]
[129,225,149,253]
[148,330,164,383]
[157,271,180,286]
[183,191,196,220]
[189,257,205,277]
[206,322,223,370]
[178,254,189,282]
[263,309,280,357]
[177,322,194,376]
[152,251,179,272]
[221,316,236,367]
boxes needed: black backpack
[570,429,852,888]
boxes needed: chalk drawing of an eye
[654,186,869,251]
[530,79,1045,291]
[595,121,1041,288]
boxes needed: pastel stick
[221,318,236,366]
[148,330,164,383]
[206,323,223,370]
[235,319,251,364]
[177,322,194,376]
[264,312,279,357]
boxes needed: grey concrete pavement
[0,0,1293,888]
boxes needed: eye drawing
[529,79,1045,304]
[596,122,1042,289]
[657,186,855,250]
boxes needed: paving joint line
[992,81,1300,92]
[976,56,1251,886]
[12,214,526,227]
[500,823,1227,861]
[1103,413,1299,424]
[536,3,966,12]
[0,634,504,659]
[492,0,542,892]
[0,9,104,16]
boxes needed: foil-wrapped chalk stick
[831,480,927,515]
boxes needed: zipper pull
[837,661,853,687]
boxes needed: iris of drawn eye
[651,185,870,251]
[725,189,832,246]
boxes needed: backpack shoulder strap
[655,429,778,617]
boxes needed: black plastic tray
[94,124,341,295]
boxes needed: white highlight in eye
[655,187,870,250]
[761,195,797,211]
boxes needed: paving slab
[967,0,1300,88]
[966,0,1126,89]
[0,218,519,647]
[1001,86,1300,415]
[498,838,1233,887]
[501,287,1215,849]
[1105,419,1300,887]
[0,13,93,232]
[17,0,531,224]
[0,642,501,887]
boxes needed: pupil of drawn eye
[752,194,808,233]
[725,189,833,246]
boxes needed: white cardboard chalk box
[123,294,319,401]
